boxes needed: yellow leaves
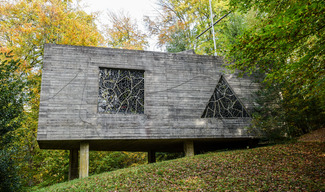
[104,11,148,50]
[213,0,230,13]
[0,6,104,187]
[1,0,103,54]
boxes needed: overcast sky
[81,0,159,51]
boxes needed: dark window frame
[98,68,144,114]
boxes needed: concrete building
[37,44,259,179]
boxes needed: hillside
[299,128,325,142]
[35,142,324,191]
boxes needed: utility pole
[209,0,217,56]
[196,9,231,56]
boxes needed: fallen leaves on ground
[35,142,325,192]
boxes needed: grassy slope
[35,142,324,191]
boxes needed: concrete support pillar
[184,140,194,157]
[79,142,89,179]
[69,149,79,180]
[148,150,156,163]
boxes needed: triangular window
[202,76,249,118]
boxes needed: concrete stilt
[184,140,194,157]
[148,150,156,163]
[69,149,79,180]
[79,142,89,179]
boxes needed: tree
[144,0,195,51]
[0,149,21,192]
[215,10,256,56]
[145,0,208,52]
[144,0,245,55]
[0,52,25,146]
[0,0,104,187]
[0,52,25,192]
[227,0,325,138]
[89,151,146,175]
[104,11,148,50]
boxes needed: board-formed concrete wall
[37,44,259,151]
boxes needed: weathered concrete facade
[37,44,259,153]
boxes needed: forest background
[0,0,324,191]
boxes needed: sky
[81,0,159,51]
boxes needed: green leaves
[0,52,25,145]
[0,148,22,192]
[0,52,25,192]
[227,0,325,137]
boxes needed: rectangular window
[98,68,144,114]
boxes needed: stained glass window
[98,68,144,114]
[202,76,249,118]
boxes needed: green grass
[34,142,324,191]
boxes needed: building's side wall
[37,44,259,142]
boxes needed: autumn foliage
[104,11,148,50]
[0,0,324,190]
[0,0,104,187]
